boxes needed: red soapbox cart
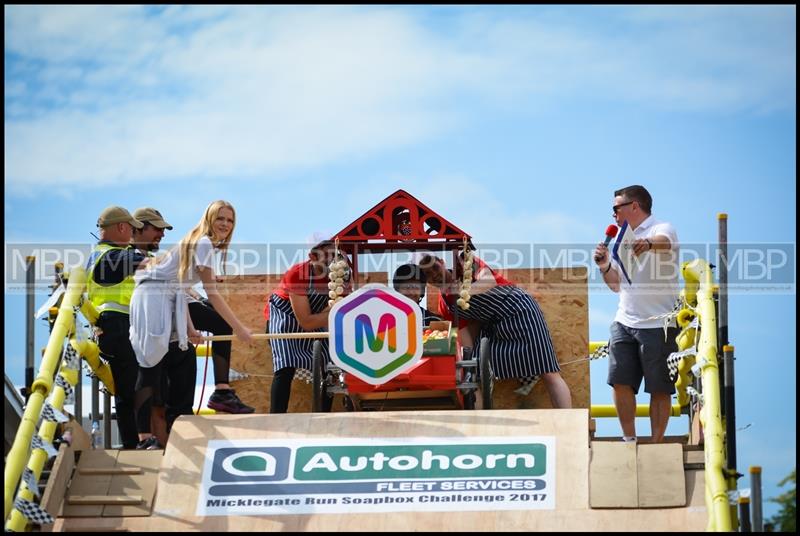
[310,321,494,412]
[308,190,495,412]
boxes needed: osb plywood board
[222,273,387,414]
[221,267,586,413]
[428,267,590,409]
[215,274,279,414]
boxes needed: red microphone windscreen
[605,224,619,238]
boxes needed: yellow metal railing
[6,265,217,530]
[70,336,114,393]
[673,307,698,408]
[4,267,117,531]
[4,268,86,529]
[682,259,733,532]
[590,404,682,418]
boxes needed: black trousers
[96,312,139,449]
[268,321,332,414]
[271,367,333,413]
[188,300,232,385]
[134,341,197,434]
[270,366,295,414]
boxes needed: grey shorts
[607,322,679,395]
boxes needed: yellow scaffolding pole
[4,268,86,526]
[70,337,115,394]
[674,310,698,408]
[590,404,682,418]
[683,259,732,532]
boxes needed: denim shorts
[607,322,679,395]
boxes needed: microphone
[594,224,619,262]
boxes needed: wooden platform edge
[39,443,75,532]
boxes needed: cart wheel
[311,341,328,412]
[479,337,494,410]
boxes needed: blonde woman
[129,200,254,448]
[181,200,255,413]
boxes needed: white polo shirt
[612,215,680,329]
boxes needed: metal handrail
[682,259,732,532]
[4,268,86,529]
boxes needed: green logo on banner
[232,455,269,472]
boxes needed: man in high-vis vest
[86,206,146,449]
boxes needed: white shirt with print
[612,215,680,329]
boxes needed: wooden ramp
[53,409,708,531]
[41,446,163,531]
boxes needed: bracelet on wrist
[646,238,653,250]
[602,263,612,274]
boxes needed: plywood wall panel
[222,267,587,413]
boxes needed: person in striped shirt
[420,253,572,408]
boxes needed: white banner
[197,436,556,516]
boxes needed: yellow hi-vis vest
[86,243,136,315]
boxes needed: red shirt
[263,261,330,320]
[469,256,513,287]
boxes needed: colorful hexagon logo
[329,284,423,385]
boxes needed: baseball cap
[133,207,173,230]
[97,206,144,229]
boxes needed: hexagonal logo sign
[329,284,423,385]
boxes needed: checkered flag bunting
[641,297,683,324]
[294,365,343,385]
[667,347,697,383]
[41,402,69,424]
[62,343,80,371]
[13,497,54,526]
[30,435,59,459]
[82,361,94,377]
[228,367,249,381]
[686,386,703,404]
[589,343,609,361]
[22,468,40,499]
[514,376,540,396]
[294,368,313,384]
[55,374,74,404]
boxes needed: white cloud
[6,7,462,193]
[5,6,795,194]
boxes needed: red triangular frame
[333,189,471,245]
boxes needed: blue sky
[4,5,795,519]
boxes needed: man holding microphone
[594,185,680,444]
